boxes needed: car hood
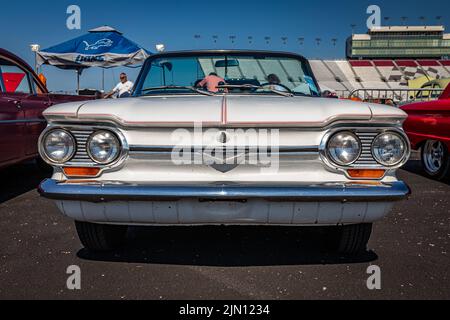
[44,95,407,128]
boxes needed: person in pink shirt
[196,72,226,93]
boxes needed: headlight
[372,132,408,167]
[41,129,76,164]
[87,131,121,164]
[327,132,362,166]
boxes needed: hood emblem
[203,147,246,173]
[217,131,230,144]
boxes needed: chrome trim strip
[47,119,405,131]
[39,179,410,203]
[0,119,46,124]
[129,145,320,154]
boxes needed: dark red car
[401,84,450,181]
[0,48,91,169]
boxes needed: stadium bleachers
[349,61,389,90]
[417,60,450,79]
[373,60,404,89]
[333,60,364,92]
[310,59,450,98]
[309,60,347,92]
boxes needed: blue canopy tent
[37,26,151,93]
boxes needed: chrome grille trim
[67,130,95,166]
[353,131,380,168]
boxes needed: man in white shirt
[104,73,134,98]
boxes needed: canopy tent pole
[76,69,80,95]
[102,69,105,92]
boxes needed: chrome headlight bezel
[371,132,409,167]
[86,130,122,165]
[326,131,362,166]
[39,129,76,165]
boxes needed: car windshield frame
[133,50,321,97]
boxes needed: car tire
[75,221,128,252]
[421,140,450,181]
[336,223,373,255]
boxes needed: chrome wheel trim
[423,140,445,174]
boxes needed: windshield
[134,53,320,97]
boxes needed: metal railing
[346,88,444,104]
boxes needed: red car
[0,48,91,169]
[401,84,450,181]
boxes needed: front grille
[68,129,95,165]
[353,131,380,168]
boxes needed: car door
[1,57,50,158]
[22,75,50,156]
[0,61,26,166]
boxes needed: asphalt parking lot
[0,156,449,300]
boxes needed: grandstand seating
[350,61,389,90]
[310,59,450,98]
[372,60,404,89]
[308,60,347,92]
[333,60,364,92]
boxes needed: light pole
[194,35,201,48]
[30,44,40,74]
[350,24,356,35]
[401,16,408,26]
[419,16,426,26]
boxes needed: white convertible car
[38,50,411,255]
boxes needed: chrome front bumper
[39,179,411,203]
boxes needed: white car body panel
[44,95,406,128]
[40,91,409,226]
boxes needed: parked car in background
[38,50,411,255]
[0,48,92,170]
[401,84,450,180]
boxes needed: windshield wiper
[140,86,216,96]
[216,84,294,97]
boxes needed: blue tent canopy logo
[83,39,114,51]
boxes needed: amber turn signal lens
[63,167,101,177]
[347,169,386,179]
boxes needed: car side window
[0,61,32,94]
[30,76,46,94]
[0,67,5,92]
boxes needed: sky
[1,0,449,93]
